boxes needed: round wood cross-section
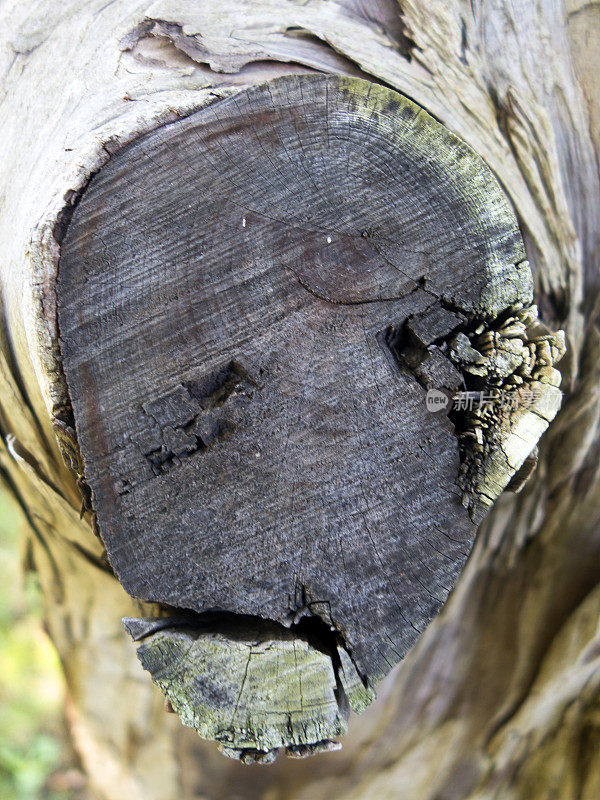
[58,75,530,693]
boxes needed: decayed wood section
[0,1,598,798]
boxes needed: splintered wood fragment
[123,616,346,756]
[448,306,565,521]
[57,74,550,755]
[337,645,376,714]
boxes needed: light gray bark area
[0,1,598,798]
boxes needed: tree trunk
[0,1,598,798]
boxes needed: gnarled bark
[0,1,598,798]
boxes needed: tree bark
[0,1,598,798]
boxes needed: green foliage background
[0,492,85,800]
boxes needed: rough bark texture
[0,0,598,798]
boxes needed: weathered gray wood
[55,73,555,754]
